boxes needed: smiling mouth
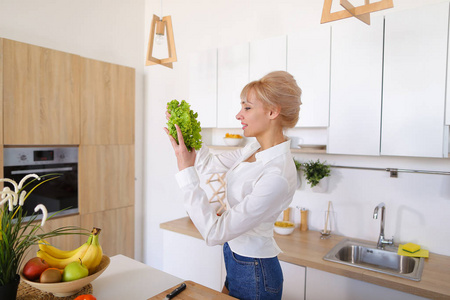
[241,123,248,130]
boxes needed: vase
[0,275,20,300]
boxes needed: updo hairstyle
[240,71,302,128]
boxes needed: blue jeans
[223,242,283,300]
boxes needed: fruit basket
[20,255,110,297]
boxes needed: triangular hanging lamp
[321,0,393,25]
[146,14,177,68]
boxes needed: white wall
[0,0,146,261]
[143,0,450,270]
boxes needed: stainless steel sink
[323,239,424,281]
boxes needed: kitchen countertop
[160,217,450,300]
[92,254,236,299]
[92,254,184,299]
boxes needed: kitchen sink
[323,239,424,281]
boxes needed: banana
[81,228,103,274]
[39,235,92,259]
[37,240,91,269]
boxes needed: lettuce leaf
[167,99,202,151]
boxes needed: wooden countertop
[149,281,237,299]
[160,217,450,300]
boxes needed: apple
[23,257,49,281]
[62,260,89,282]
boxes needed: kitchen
[1,0,450,299]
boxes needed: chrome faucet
[373,202,394,249]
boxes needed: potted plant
[0,174,85,299]
[302,159,331,190]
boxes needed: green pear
[62,259,89,282]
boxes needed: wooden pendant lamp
[321,0,393,25]
[146,14,177,68]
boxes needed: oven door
[3,164,78,218]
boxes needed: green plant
[167,99,202,151]
[293,158,302,171]
[0,174,87,286]
[302,159,331,188]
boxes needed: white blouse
[175,139,298,258]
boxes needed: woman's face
[236,90,271,138]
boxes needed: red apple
[23,257,49,281]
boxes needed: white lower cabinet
[281,261,305,300]
[162,230,223,291]
[162,232,429,299]
[305,268,428,300]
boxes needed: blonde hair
[240,71,302,128]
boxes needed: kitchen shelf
[207,145,327,154]
[291,147,327,154]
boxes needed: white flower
[0,175,47,217]
[18,174,40,191]
[34,204,48,227]
[18,191,27,206]
[0,193,13,211]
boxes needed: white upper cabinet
[189,49,218,128]
[217,43,249,128]
[382,2,449,158]
[249,35,287,81]
[288,26,330,128]
[328,16,384,156]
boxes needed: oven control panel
[3,147,78,166]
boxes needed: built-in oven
[3,147,78,218]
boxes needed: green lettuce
[167,99,202,151]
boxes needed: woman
[165,71,302,300]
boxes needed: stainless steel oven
[3,147,78,218]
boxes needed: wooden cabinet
[81,206,134,258]
[78,145,134,214]
[287,27,330,128]
[327,16,384,156]
[249,35,286,81]
[217,43,249,128]
[1,39,135,259]
[189,49,218,128]
[80,57,135,145]
[305,268,428,300]
[382,2,449,158]
[3,39,80,145]
[79,58,135,257]
[280,261,305,300]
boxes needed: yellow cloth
[398,244,429,258]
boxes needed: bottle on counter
[300,208,308,231]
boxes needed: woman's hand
[164,123,196,171]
